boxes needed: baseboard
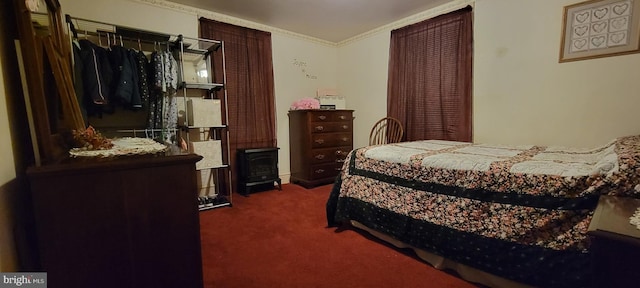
[279,173,291,184]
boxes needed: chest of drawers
[288,109,354,188]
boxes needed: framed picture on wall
[559,0,640,62]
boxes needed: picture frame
[559,0,640,62]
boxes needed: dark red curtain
[387,6,473,142]
[199,18,276,191]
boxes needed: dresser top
[588,195,640,245]
[288,109,353,113]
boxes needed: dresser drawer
[310,122,352,133]
[308,162,342,180]
[308,111,352,122]
[311,146,352,164]
[311,133,352,148]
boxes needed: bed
[326,135,640,288]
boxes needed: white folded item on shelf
[191,140,223,170]
[187,98,222,127]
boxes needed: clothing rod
[116,128,179,133]
[75,30,171,46]
[65,14,220,46]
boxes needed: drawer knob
[315,169,325,174]
[335,150,343,155]
[315,139,325,144]
[315,126,324,131]
[339,115,346,120]
[342,125,348,130]
[318,115,327,120]
[342,137,348,142]
[315,154,325,160]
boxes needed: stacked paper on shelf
[187,98,222,127]
[191,140,223,170]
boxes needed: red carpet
[199,183,479,288]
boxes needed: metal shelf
[180,82,224,91]
[176,34,233,211]
[198,195,231,211]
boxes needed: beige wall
[1,0,26,271]
[61,0,197,38]
[337,32,391,149]
[474,0,640,148]
[0,43,18,272]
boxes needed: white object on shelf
[196,169,217,197]
[187,98,222,127]
[316,88,345,109]
[191,140,223,170]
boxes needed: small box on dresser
[288,109,353,188]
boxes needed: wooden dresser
[27,153,204,288]
[288,109,354,188]
[588,195,640,288]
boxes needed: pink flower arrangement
[290,97,320,110]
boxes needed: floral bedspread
[326,135,640,288]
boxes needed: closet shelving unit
[174,35,232,211]
[65,15,181,141]
[65,16,232,211]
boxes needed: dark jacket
[78,39,112,116]
[78,39,111,106]
[108,45,141,109]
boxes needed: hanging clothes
[147,51,164,131]
[108,45,141,110]
[73,34,181,142]
[151,51,164,91]
[77,39,112,117]
[163,50,178,94]
[135,50,150,109]
[162,51,179,144]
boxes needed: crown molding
[130,0,337,47]
[337,0,475,46]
